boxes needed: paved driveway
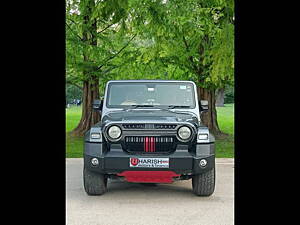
[66,158,234,225]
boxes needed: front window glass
[107,82,195,108]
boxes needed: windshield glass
[106,82,195,108]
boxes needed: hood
[101,109,199,125]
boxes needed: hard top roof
[107,80,196,84]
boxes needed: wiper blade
[129,105,155,108]
[167,105,191,109]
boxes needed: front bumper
[84,142,215,175]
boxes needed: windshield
[106,82,196,108]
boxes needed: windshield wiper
[129,105,155,108]
[167,105,191,109]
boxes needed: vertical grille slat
[124,136,175,154]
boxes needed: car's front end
[83,80,215,196]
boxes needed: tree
[215,88,225,107]
[66,84,83,104]
[66,0,234,137]
[66,0,134,136]
[224,85,234,104]
[125,0,234,135]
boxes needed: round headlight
[108,125,122,139]
[178,126,191,140]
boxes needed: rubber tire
[192,168,215,196]
[83,168,107,195]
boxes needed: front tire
[83,168,107,195]
[192,168,215,196]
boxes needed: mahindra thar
[83,80,215,196]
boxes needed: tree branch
[97,23,115,34]
[102,66,117,74]
[148,64,154,73]
[66,80,83,90]
[182,35,189,50]
[172,66,178,77]
[97,34,137,70]
[66,22,83,41]
[66,18,79,26]
[183,35,198,73]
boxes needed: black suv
[83,80,215,196]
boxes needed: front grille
[122,124,145,129]
[154,124,177,129]
[124,136,176,154]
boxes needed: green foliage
[122,0,234,90]
[66,84,82,103]
[66,0,234,92]
[224,85,234,104]
[66,0,134,88]
[210,23,234,87]
[66,0,234,136]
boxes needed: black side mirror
[93,99,103,111]
[199,100,209,111]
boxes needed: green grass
[66,106,84,158]
[66,104,234,158]
[215,104,234,158]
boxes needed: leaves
[66,0,234,91]
[66,0,135,86]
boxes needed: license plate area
[129,157,169,168]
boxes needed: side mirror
[200,100,209,111]
[93,99,103,111]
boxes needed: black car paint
[84,81,215,179]
[101,109,199,125]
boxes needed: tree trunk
[215,88,225,107]
[197,86,225,136]
[70,0,100,137]
[70,78,100,136]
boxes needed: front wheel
[192,168,215,196]
[83,168,107,195]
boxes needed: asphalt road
[66,158,234,225]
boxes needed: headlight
[108,125,122,139]
[178,126,191,140]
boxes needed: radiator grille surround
[123,136,176,154]
[154,124,177,129]
[122,124,145,129]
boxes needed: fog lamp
[91,158,99,166]
[199,159,207,167]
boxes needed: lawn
[66,104,234,158]
[66,106,84,158]
[214,104,234,158]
